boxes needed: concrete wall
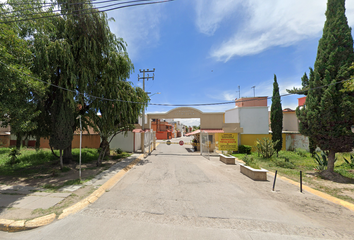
[40,134,101,149]
[286,133,309,151]
[225,108,240,123]
[239,107,269,134]
[283,112,299,131]
[200,113,224,129]
[109,132,134,152]
[240,134,286,151]
[235,97,268,107]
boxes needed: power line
[0,0,152,19]
[1,59,353,107]
[0,0,114,6]
[0,0,173,24]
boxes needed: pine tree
[271,75,283,156]
[296,0,354,176]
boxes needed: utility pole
[251,86,256,97]
[236,85,240,99]
[138,68,155,130]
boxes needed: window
[208,135,213,144]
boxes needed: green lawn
[0,147,130,178]
[233,150,354,180]
[233,150,354,203]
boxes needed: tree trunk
[63,145,73,164]
[100,137,110,157]
[327,149,336,173]
[16,133,22,149]
[35,135,40,151]
[60,149,63,170]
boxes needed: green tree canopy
[296,0,354,176]
[270,75,283,155]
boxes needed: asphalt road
[2,140,354,239]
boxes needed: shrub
[273,158,295,169]
[313,151,337,171]
[242,154,260,169]
[115,148,123,154]
[254,138,278,159]
[7,148,21,166]
[295,148,307,158]
[239,145,252,154]
[343,155,354,169]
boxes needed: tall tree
[0,3,47,148]
[31,0,136,163]
[270,75,283,156]
[89,81,148,166]
[296,0,354,176]
[49,95,74,169]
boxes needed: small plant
[61,166,71,172]
[295,148,307,158]
[115,148,123,154]
[313,151,337,171]
[254,138,279,159]
[7,148,21,166]
[227,149,233,156]
[343,155,354,168]
[273,158,295,169]
[239,145,252,154]
[242,154,260,169]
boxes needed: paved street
[1,138,354,239]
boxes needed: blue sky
[103,0,354,126]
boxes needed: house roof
[185,129,224,136]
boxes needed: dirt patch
[0,158,121,188]
[303,170,354,204]
[0,185,96,220]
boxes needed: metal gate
[134,132,142,152]
[143,131,156,158]
[200,131,210,160]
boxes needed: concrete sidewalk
[0,153,144,231]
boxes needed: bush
[239,145,252,154]
[115,148,123,154]
[273,158,295,169]
[343,155,354,169]
[254,138,278,158]
[295,148,307,158]
[313,151,337,171]
[242,154,260,169]
[7,148,21,166]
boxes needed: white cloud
[194,0,242,35]
[195,0,354,61]
[106,4,163,59]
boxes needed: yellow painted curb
[0,219,15,232]
[267,171,354,212]
[58,154,144,220]
[0,154,144,232]
[25,213,56,229]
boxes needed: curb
[267,171,354,212]
[221,153,354,212]
[0,154,144,232]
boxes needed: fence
[200,131,210,160]
[143,131,156,158]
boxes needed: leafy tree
[49,95,74,169]
[270,75,283,156]
[0,3,46,149]
[89,81,148,165]
[296,0,354,176]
